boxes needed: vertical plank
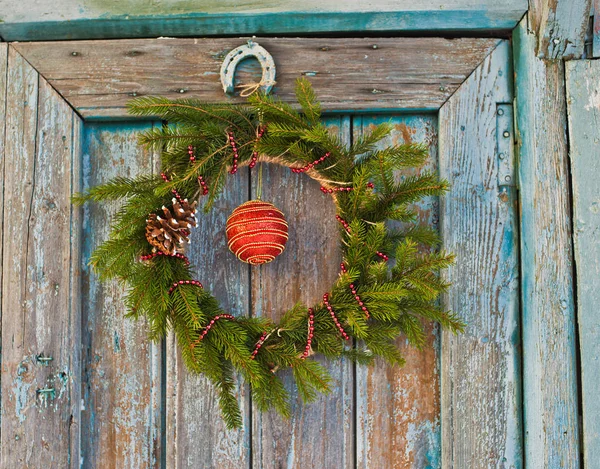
[439,40,523,468]
[81,123,162,468]
[565,59,600,468]
[165,167,251,468]
[529,0,592,59]
[513,19,580,468]
[1,46,82,468]
[594,0,600,57]
[0,46,7,448]
[252,117,353,469]
[355,115,441,469]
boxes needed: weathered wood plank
[439,40,523,467]
[251,117,353,469]
[165,167,251,468]
[355,114,441,469]
[513,18,580,468]
[565,59,600,468]
[12,37,502,119]
[0,49,7,437]
[81,123,162,468]
[0,1,527,41]
[1,46,82,468]
[529,0,592,59]
[594,0,600,57]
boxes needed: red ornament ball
[226,200,289,265]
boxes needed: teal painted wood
[530,0,592,59]
[594,0,600,57]
[0,1,528,41]
[165,160,251,468]
[439,40,523,468]
[250,117,354,469]
[1,46,83,468]
[81,122,163,468]
[354,114,441,469]
[565,59,600,468]
[513,18,580,468]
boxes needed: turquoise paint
[0,9,525,42]
[565,59,600,467]
[513,19,581,468]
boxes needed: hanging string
[236,79,277,98]
[256,162,264,200]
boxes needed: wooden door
[1,38,521,468]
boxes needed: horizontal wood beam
[0,1,528,41]
[12,37,501,119]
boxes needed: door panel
[250,117,354,469]
[439,40,522,468]
[165,162,251,469]
[81,123,162,468]
[353,115,441,469]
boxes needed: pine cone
[145,198,198,254]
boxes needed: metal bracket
[220,39,276,95]
[496,104,516,187]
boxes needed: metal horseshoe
[220,39,276,95]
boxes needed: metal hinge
[496,104,516,188]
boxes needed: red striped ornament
[226,200,289,265]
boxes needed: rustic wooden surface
[165,166,251,468]
[250,117,353,469]
[594,0,600,57]
[354,115,441,469]
[81,123,163,468]
[438,40,522,468]
[0,0,528,41]
[565,59,600,468]
[513,18,581,468]
[529,0,593,59]
[1,46,83,468]
[12,37,502,119]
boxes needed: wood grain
[439,40,523,468]
[12,37,502,119]
[0,1,527,41]
[565,59,600,468]
[513,18,580,468]
[80,123,162,468]
[594,0,600,57]
[1,46,83,468]
[354,115,441,469]
[251,117,353,469]
[165,167,251,468]
[529,0,592,59]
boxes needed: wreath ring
[75,78,463,429]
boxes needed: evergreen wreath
[74,78,463,429]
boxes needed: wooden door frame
[0,29,580,468]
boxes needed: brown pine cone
[145,198,198,254]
